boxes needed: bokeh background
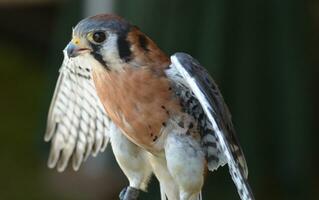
[0,0,318,199]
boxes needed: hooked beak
[66,38,91,58]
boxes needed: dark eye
[92,31,106,43]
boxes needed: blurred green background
[0,0,317,199]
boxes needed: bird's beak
[66,37,91,58]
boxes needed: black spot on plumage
[69,68,90,79]
[117,32,132,62]
[162,122,166,127]
[160,105,170,115]
[138,34,149,52]
[76,73,90,79]
[178,121,184,128]
[185,91,191,98]
[203,141,217,148]
[186,97,193,105]
[153,136,158,142]
[198,112,205,122]
[189,122,194,129]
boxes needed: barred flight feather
[44,50,112,172]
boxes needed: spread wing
[167,52,255,200]
[44,50,112,172]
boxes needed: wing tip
[44,125,56,142]
[43,52,112,173]
[47,157,57,169]
[72,159,81,171]
[44,134,52,142]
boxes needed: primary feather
[44,50,111,172]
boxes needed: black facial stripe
[90,44,109,70]
[138,34,149,52]
[117,31,132,62]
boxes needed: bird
[44,14,255,200]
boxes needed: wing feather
[45,50,112,171]
[168,52,255,200]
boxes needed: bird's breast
[92,65,181,151]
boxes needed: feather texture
[44,50,111,172]
[168,52,255,200]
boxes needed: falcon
[44,14,255,200]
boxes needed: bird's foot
[119,186,140,200]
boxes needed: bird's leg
[165,132,205,200]
[148,154,179,200]
[109,126,152,200]
[119,186,141,200]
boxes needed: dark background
[0,0,317,199]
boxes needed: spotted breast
[92,65,181,151]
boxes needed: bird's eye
[92,31,106,43]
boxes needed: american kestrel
[44,14,255,200]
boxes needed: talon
[119,186,140,200]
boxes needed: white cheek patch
[99,33,125,69]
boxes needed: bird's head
[66,14,169,70]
